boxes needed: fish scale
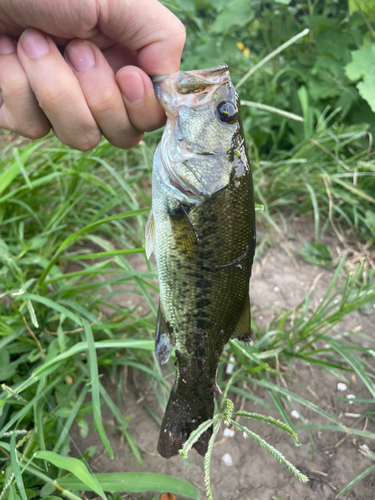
[146,65,256,458]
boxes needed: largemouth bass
[145,64,256,458]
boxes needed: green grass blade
[52,384,89,454]
[10,432,28,500]
[323,338,375,400]
[305,182,319,242]
[57,473,200,499]
[25,463,88,500]
[248,378,342,426]
[96,382,143,466]
[0,162,20,194]
[82,319,113,459]
[336,463,375,498]
[20,294,81,326]
[34,451,107,500]
[63,248,145,260]
[236,28,309,88]
[53,209,149,258]
[294,425,375,440]
[31,340,154,380]
[0,376,63,439]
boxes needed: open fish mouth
[152,64,230,116]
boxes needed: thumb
[97,0,185,75]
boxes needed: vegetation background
[0,0,375,499]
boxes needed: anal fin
[155,302,174,364]
[231,294,251,342]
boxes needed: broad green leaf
[349,0,375,14]
[357,76,375,113]
[34,451,107,500]
[210,0,254,34]
[345,46,375,112]
[57,473,200,499]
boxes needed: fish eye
[217,101,237,124]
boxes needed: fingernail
[0,37,16,55]
[21,30,50,59]
[120,71,145,104]
[66,42,95,72]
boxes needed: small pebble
[337,383,347,391]
[300,281,304,286]
[291,410,300,419]
[274,286,280,292]
[223,428,235,438]
[295,345,301,351]
[226,356,235,374]
[347,394,356,404]
[221,453,233,467]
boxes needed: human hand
[0,0,185,150]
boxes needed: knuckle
[121,132,143,150]
[85,86,119,115]
[67,130,102,151]
[6,115,50,139]
[23,125,50,140]
[36,78,72,109]
[173,20,186,48]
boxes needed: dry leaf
[160,494,177,500]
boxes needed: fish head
[153,65,247,202]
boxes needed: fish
[145,64,256,458]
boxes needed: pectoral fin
[155,302,174,364]
[170,205,198,255]
[231,294,251,342]
[145,209,155,259]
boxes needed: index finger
[97,0,185,75]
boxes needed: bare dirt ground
[71,218,375,500]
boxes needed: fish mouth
[152,64,230,117]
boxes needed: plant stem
[236,28,309,89]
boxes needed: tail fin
[157,382,215,458]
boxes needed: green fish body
[146,65,256,458]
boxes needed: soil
[70,218,375,500]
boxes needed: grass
[0,25,374,498]
[0,124,374,500]
[252,119,375,249]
